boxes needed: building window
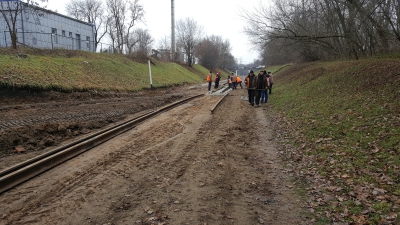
[69,32,72,37]
[51,28,58,44]
[62,30,65,36]
[76,34,81,50]
[86,36,90,49]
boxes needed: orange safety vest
[237,76,242,82]
[206,74,211,82]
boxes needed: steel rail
[0,111,154,178]
[0,94,203,193]
[210,94,228,114]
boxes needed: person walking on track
[231,73,237,90]
[228,75,233,89]
[206,71,213,92]
[267,71,274,94]
[255,70,269,106]
[236,75,243,89]
[214,72,221,89]
[245,70,257,106]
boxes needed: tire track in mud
[0,92,308,225]
[0,95,182,131]
[0,94,185,164]
[0,96,220,224]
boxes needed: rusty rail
[210,94,228,114]
[0,94,203,193]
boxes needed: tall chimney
[171,0,175,61]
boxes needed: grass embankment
[267,58,400,224]
[0,48,213,92]
[191,64,231,81]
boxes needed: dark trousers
[208,82,212,91]
[238,82,243,89]
[255,90,263,105]
[269,83,273,94]
[214,81,219,88]
[248,89,255,105]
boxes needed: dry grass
[267,58,400,224]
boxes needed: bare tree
[124,0,144,55]
[195,38,219,69]
[195,35,235,69]
[125,29,139,55]
[212,36,233,69]
[65,0,106,51]
[105,16,117,52]
[105,0,144,54]
[132,28,153,57]
[105,0,126,53]
[0,0,22,49]
[241,0,400,64]
[176,17,202,66]
[223,53,236,70]
[380,0,400,41]
[125,28,152,57]
[157,35,170,51]
[155,35,171,61]
[0,0,47,49]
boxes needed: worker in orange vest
[236,76,243,89]
[245,70,256,106]
[206,71,213,92]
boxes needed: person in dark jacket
[231,73,237,90]
[267,71,274,94]
[260,71,267,103]
[260,70,270,103]
[255,70,269,106]
[214,72,221,89]
[245,70,256,106]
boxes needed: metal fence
[0,31,114,53]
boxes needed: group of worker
[206,70,274,107]
[206,71,244,91]
[245,70,274,107]
[227,72,242,90]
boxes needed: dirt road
[0,87,308,225]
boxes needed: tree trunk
[11,32,17,49]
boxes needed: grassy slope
[192,64,231,81]
[267,58,400,224]
[0,49,207,92]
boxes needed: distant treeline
[242,0,400,65]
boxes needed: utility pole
[171,0,175,61]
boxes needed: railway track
[0,96,181,131]
[0,94,204,194]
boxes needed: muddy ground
[0,85,310,225]
[0,86,199,170]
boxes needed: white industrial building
[0,0,95,51]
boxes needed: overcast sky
[46,0,268,64]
